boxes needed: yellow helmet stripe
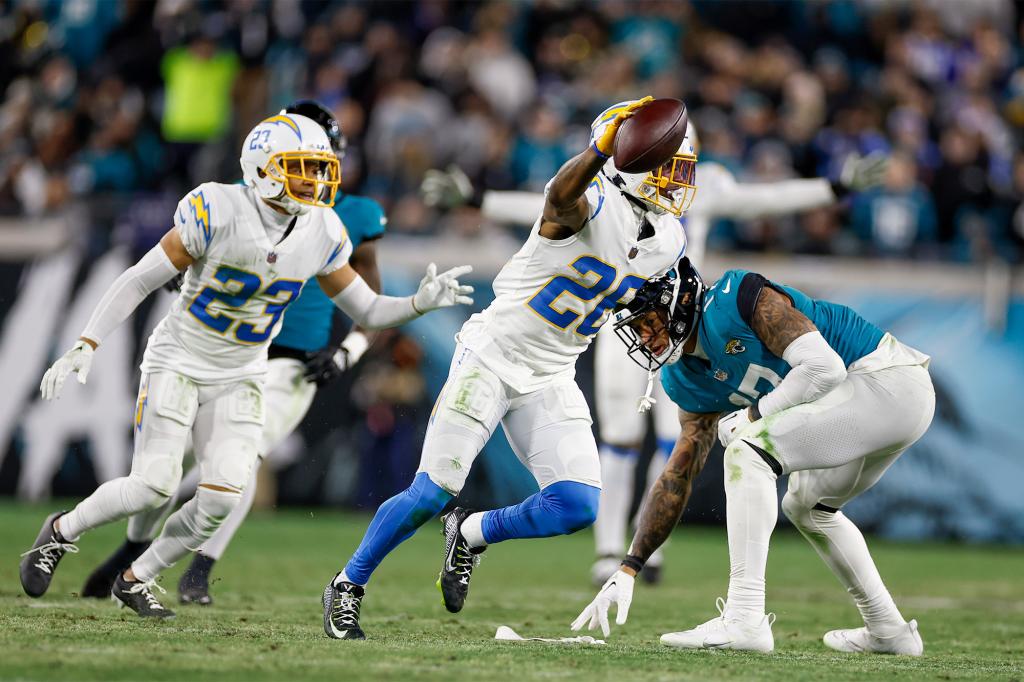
[260,114,302,141]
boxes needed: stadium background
[0,0,1022,544]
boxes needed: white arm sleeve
[756,331,848,417]
[330,275,420,330]
[81,244,182,345]
[480,191,546,227]
[708,179,836,220]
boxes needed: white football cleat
[823,619,923,656]
[660,598,775,653]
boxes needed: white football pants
[59,371,263,582]
[721,336,935,634]
[418,344,601,495]
[126,358,316,561]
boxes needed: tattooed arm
[749,283,848,418]
[621,409,719,574]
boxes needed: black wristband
[830,180,849,199]
[621,555,645,574]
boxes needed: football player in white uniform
[322,97,695,640]
[422,142,888,585]
[20,113,472,618]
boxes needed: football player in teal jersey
[573,259,934,656]
[80,101,388,605]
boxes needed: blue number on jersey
[189,266,303,343]
[188,266,261,334]
[236,279,304,344]
[527,255,647,337]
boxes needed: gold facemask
[636,152,698,217]
[264,151,341,208]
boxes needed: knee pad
[125,472,174,509]
[194,486,242,535]
[541,481,601,534]
[724,437,781,488]
[130,441,185,498]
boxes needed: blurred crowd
[2,0,1023,261]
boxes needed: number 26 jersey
[457,173,686,393]
[141,182,353,384]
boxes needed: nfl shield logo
[714,369,729,382]
[267,251,278,264]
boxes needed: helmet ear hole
[257,168,267,179]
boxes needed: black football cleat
[111,573,175,619]
[641,563,663,586]
[20,511,77,598]
[178,554,215,605]
[323,577,366,640]
[81,539,151,599]
[436,507,485,614]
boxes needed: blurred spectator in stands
[160,27,240,185]
[852,151,937,257]
[508,103,569,191]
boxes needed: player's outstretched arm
[39,228,191,400]
[318,261,473,330]
[571,409,717,637]
[701,152,889,221]
[541,96,652,240]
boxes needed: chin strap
[637,368,657,414]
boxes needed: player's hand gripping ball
[591,96,654,158]
[612,98,690,174]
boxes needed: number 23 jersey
[458,173,687,393]
[141,182,353,384]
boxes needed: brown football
[612,99,689,174]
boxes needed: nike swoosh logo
[722,280,731,294]
[444,539,459,573]
[702,636,733,648]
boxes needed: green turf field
[1,502,1021,682]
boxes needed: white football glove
[40,340,94,401]
[420,166,474,209]
[412,263,474,314]
[718,406,754,448]
[839,151,889,193]
[570,569,634,638]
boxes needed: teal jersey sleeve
[272,193,388,353]
[660,270,885,415]
[333,194,387,249]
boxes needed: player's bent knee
[125,473,174,511]
[724,436,782,482]
[781,491,810,527]
[542,481,601,534]
[194,486,242,535]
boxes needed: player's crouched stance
[20,113,472,618]
[572,259,933,655]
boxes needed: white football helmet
[240,113,341,216]
[590,100,698,217]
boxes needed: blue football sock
[481,481,600,544]
[343,472,452,585]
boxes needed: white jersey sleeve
[175,183,223,259]
[317,211,353,277]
